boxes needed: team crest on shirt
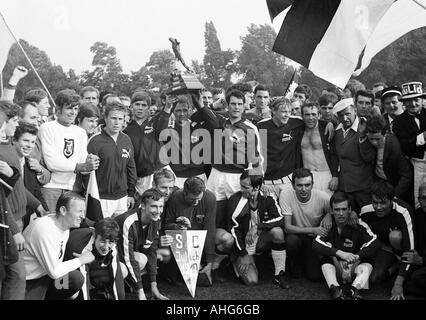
[122,149,130,159]
[343,238,353,248]
[63,139,74,159]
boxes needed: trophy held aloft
[167,37,204,95]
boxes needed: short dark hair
[14,122,38,140]
[104,101,126,118]
[291,168,313,185]
[55,89,80,110]
[295,84,312,99]
[355,90,374,104]
[184,177,206,196]
[80,86,99,98]
[373,82,387,89]
[0,100,21,120]
[240,169,264,189]
[94,218,119,242]
[131,92,151,105]
[254,84,270,96]
[330,191,351,209]
[225,89,245,105]
[318,93,338,106]
[76,102,100,124]
[365,114,387,135]
[55,191,85,214]
[153,168,175,185]
[301,102,319,115]
[140,188,164,204]
[24,88,48,104]
[371,180,395,201]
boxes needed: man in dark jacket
[360,181,415,300]
[123,92,174,198]
[88,102,137,218]
[359,114,413,206]
[313,191,380,300]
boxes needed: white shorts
[206,168,241,201]
[175,173,208,189]
[263,174,293,200]
[100,196,128,218]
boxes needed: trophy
[167,37,205,95]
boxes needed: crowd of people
[0,65,426,301]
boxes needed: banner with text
[166,230,206,298]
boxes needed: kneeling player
[227,170,290,288]
[313,192,380,300]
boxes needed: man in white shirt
[23,192,94,300]
[39,89,100,213]
[279,168,331,281]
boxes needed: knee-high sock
[321,264,339,288]
[271,243,287,275]
[352,263,373,290]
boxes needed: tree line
[3,22,425,101]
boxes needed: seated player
[313,192,380,300]
[226,170,289,289]
[360,180,415,300]
[64,218,127,300]
[162,177,218,286]
[401,183,426,297]
[115,189,170,300]
[280,168,332,281]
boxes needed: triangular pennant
[165,230,206,298]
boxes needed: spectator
[359,114,413,206]
[24,88,51,125]
[381,86,404,133]
[245,84,271,122]
[318,92,338,123]
[333,98,374,212]
[80,86,100,107]
[354,90,381,118]
[392,81,426,209]
[76,102,100,138]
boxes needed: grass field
[152,254,405,301]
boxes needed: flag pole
[0,12,56,109]
[0,177,13,191]
[284,68,297,97]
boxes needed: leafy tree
[238,24,293,96]
[144,49,175,91]
[3,39,80,101]
[203,21,237,89]
[80,41,130,94]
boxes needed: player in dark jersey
[313,191,379,300]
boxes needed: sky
[1,0,278,74]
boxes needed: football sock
[271,243,287,276]
[352,263,373,290]
[321,264,339,288]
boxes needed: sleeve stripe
[230,197,248,251]
[394,202,415,250]
[360,204,374,216]
[358,220,378,250]
[123,213,139,284]
[314,235,332,248]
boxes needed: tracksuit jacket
[87,128,137,199]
